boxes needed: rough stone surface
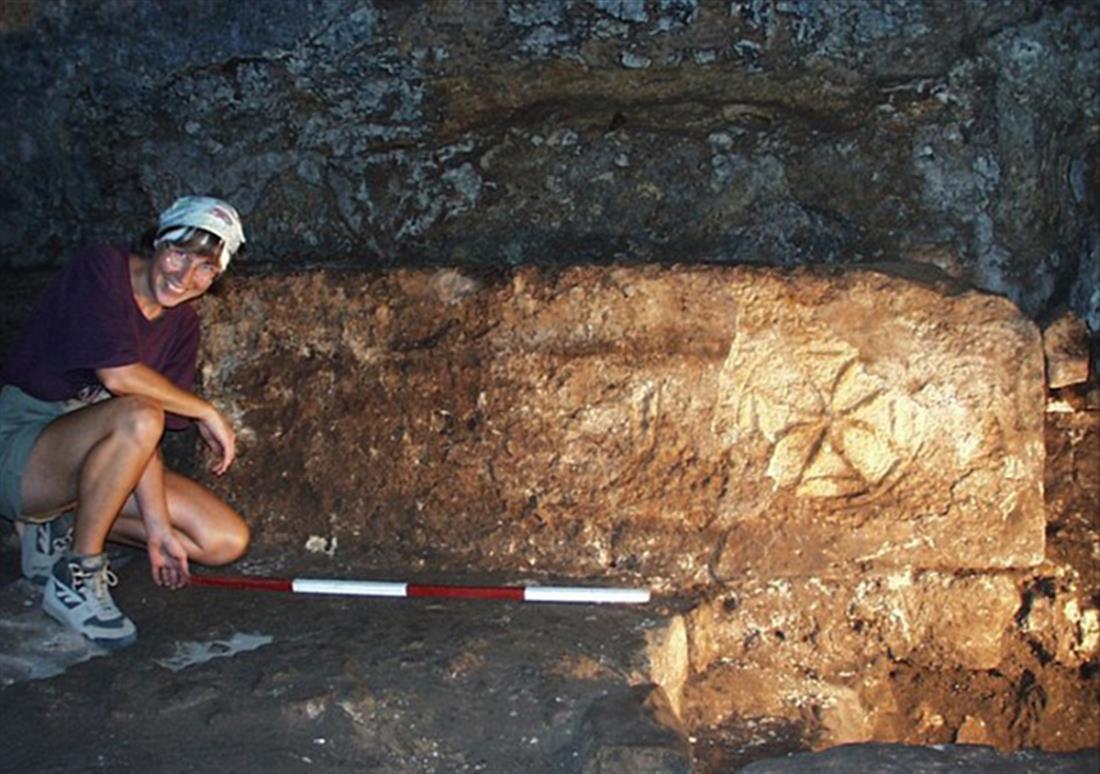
[686,405,1099,767]
[0,578,108,684]
[636,614,690,717]
[687,571,1022,678]
[680,572,1025,748]
[2,261,1093,769]
[2,530,1093,772]
[1042,311,1092,389]
[0,1,1096,330]
[0,541,694,774]
[955,714,995,746]
[740,743,1099,773]
[193,264,1044,585]
[573,684,693,774]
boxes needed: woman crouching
[0,196,251,649]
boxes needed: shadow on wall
[0,1,1096,329]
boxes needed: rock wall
[1,258,1095,756]
[2,0,1097,758]
[194,264,1045,589]
[684,403,1098,758]
[1,1,1097,330]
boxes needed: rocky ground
[0,545,1096,774]
[0,543,694,773]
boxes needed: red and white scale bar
[190,574,650,605]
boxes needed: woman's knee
[113,396,165,447]
[201,517,250,566]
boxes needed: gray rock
[574,684,692,774]
[1043,311,1092,389]
[0,1,1096,329]
[741,743,1100,773]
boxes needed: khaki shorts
[0,385,80,523]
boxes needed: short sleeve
[58,247,140,372]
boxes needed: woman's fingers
[199,414,236,475]
[147,532,191,589]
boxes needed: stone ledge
[194,263,1044,588]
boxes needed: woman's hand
[198,405,236,476]
[145,524,191,589]
[94,365,237,474]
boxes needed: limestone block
[196,264,1044,585]
[681,665,874,749]
[687,578,873,677]
[687,572,1021,676]
[955,715,995,746]
[630,615,689,718]
[711,268,1044,576]
[1042,311,1091,389]
[850,573,1020,670]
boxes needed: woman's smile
[152,249,219,307]
[155,269,193,305]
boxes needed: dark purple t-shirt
[2,245,199,430]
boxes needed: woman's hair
[158,226,224,258]
[133,225,224,260]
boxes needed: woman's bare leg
[20,396,166,556]
[110,466,250,567]
[20,396,249,571]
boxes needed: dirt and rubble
[686,400,1099,770]
[0,544,695,773]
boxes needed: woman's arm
[95,362,236,475]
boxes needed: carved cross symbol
[730,345,921,501]
[768,356,906,498]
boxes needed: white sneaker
[43,553,137,650]
[20,512,74,585]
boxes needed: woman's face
[150,246,221,307]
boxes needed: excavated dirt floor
[0,543,692,773]
[0,541,1096,774]
[0,410,1096,773]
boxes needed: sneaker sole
[42,588,138,651]
[22,572,51,587]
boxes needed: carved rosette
[718,332,925,504]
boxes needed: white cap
[156,196,246,271]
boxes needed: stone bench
[195,262,1045,589]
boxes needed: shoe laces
[52,527,74,555]
[70,562,119,602]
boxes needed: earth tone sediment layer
[196,263,1045,588]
